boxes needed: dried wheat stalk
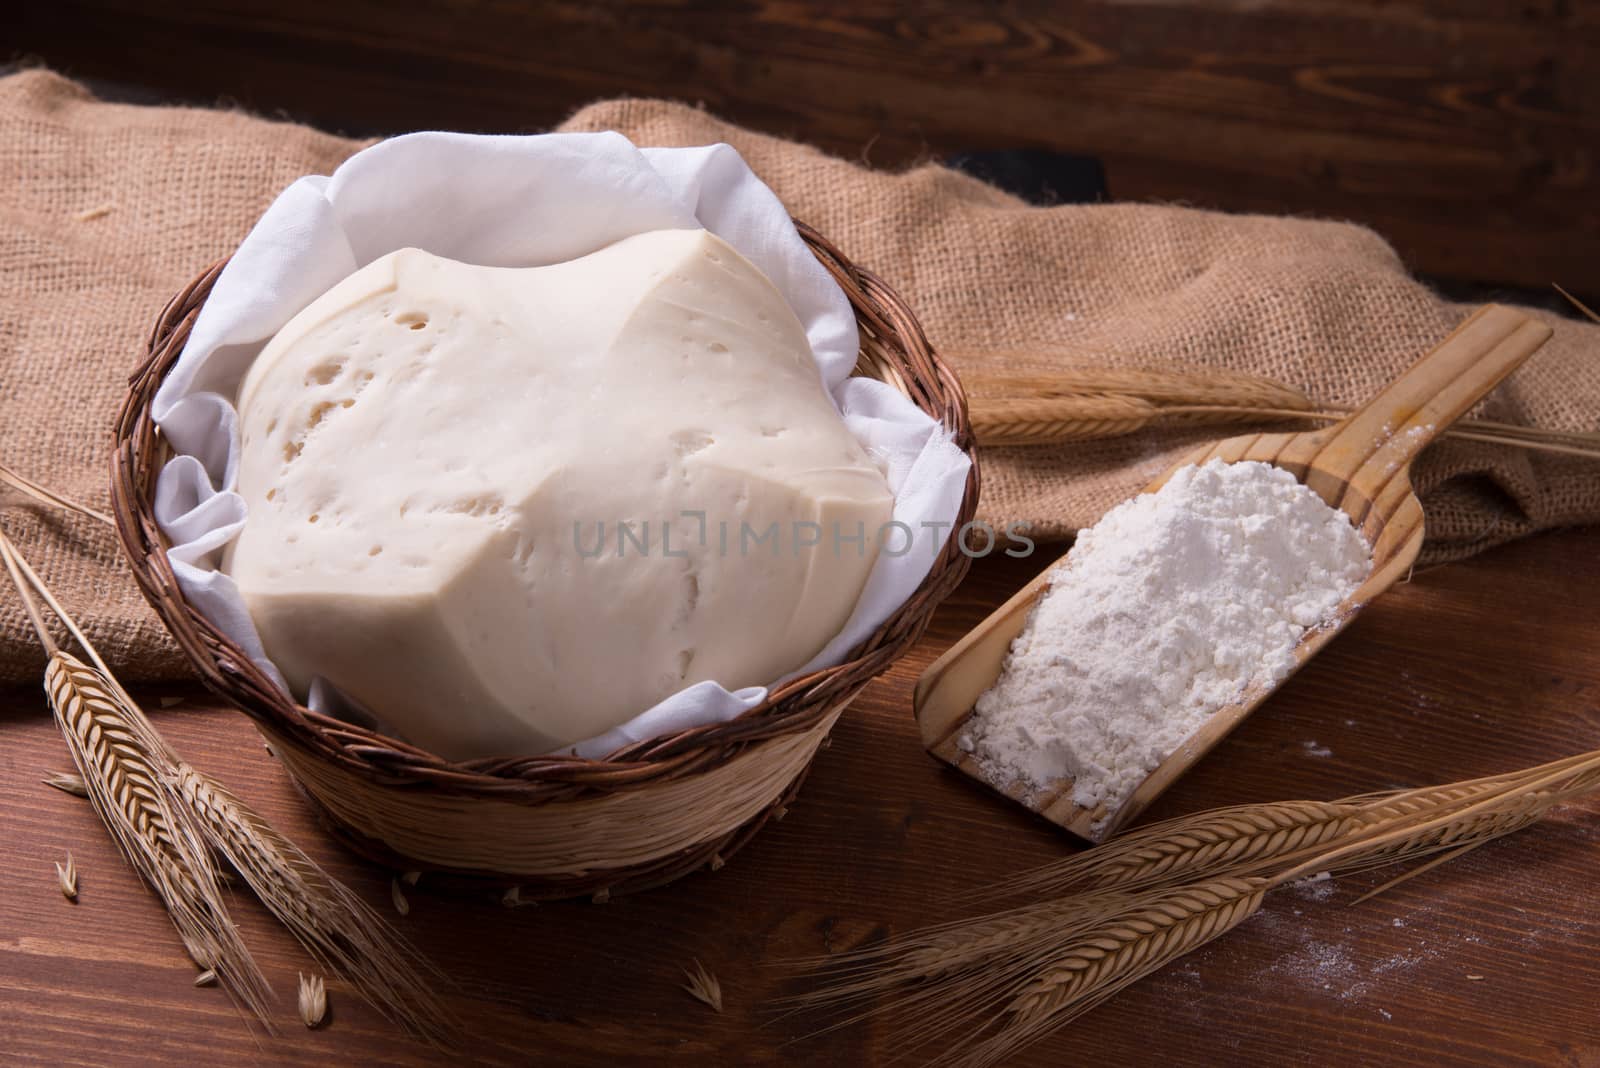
[1555,283,1598,324]
[969,394,1159,445]
[1,528,275,1023]
[792,745,1600,1066]
[0,508,452,1044]
[0,463,113,525]
[968,799,1364,901]
[788,890,1119,1005]
[896,892,1131,980]
[48,664,274,1013]
[963,367,1600,460]
[963,367,1313,411]
[980,765,1573,903]
[172,762,456,1046]
[792,888,1203,1045]
[973,878,1269,1064]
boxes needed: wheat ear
[971,396,1600,459]
[963,367,1600,459]
[791,886,1141,1003]
[961,774,1579,1066]
[958,878,1269,1067]
[0,529,274,1024]
[978,800,1364,900]
[967,394,1159,445]
[963,367,1314,411]
[821,878,1270,1067]
[172,764,457,1046]
[976,769,1574,902]
[1,472,456,1044]
[793,745,1600,1066]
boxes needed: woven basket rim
[111,221,980,801]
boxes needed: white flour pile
[959,459,1371,832]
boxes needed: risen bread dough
[227,230,893,759]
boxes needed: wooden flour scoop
[914,305,1553,841]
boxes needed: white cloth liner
[152,130,971,761]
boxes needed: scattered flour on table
[1276,940,1361,994]
[959,459,1371,833]
[1292,871,1337,901]
[1251,913,1439,1004]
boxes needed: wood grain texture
[2,527,1598,1065]
[12,0,1599,292]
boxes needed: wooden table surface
[2,527,1597,1066]
[7,4,1600,1063]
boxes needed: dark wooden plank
[13,0,1599,292]
[2,527,1598,1065]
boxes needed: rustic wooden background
[13,0,1599,295]
[5,1,1599,1065]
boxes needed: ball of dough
[227,229,893,759]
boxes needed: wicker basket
[110,223,979,900]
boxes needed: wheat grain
[682,960,723,1013]
[195,969,218,987]
[42,771,88,797]
[56,853,78,901]
[391,877,410,916]
[298,973,328,1029]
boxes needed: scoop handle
[1300,304,1552,508]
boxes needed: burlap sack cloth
[2,69,1596,684]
